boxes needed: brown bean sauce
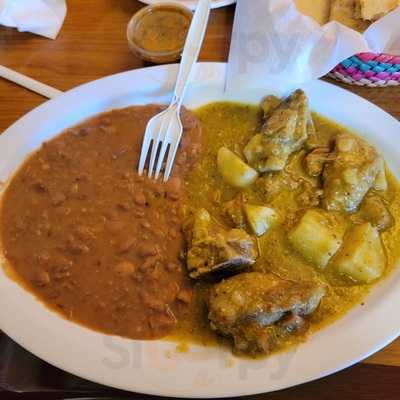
[0,105,202,340]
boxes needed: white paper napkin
[0,0,67,39]
[226,0,400,92]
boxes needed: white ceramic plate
[138,0,236,10]
[1,63,400,398]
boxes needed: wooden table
[0,1,399,399]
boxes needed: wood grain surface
[0,0,400,398]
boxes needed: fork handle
[172,0,211,110]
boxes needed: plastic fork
[138,0,211,181]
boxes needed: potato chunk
[333,223,386,283]
[217,147,258,188]
[288,209,344,269]
[244,204,279,237]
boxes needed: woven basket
[328,53,400,87]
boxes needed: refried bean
[0,105,202,340]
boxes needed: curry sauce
[172,102,400,352]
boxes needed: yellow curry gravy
[173,102,400,352]
[1,101,400,356]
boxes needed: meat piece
[305,146,336,177]
[278,314,307,334]
[357,193,394,231]
[208,272,325,354]
[256,150,321,206]
[305,118,335,151]
[322,133,383,213]
[256,170,299,203]
[260,95,281,118]
[244,90,312,173]
[297,183,323,208]
[222,196,246,228]
[304,111,319,150]
[186,209,257,279]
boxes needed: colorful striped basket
[328,53,400,87]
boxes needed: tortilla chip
[329,0,370,32]
[295,0,331,25]
[357,0,399,21]
[354,1,362,19]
